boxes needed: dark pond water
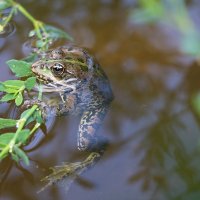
[1,0,200,200]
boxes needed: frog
[25,44,113,191]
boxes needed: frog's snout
[32,61,44,71]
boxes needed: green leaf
[0,133,14,145]
[0,118,17,129]
[20,108,31,118]
[0,82,18,93]
[14,146,30,165]
[0,1,11,10]
[33,109,43,124]
[20,108,43,125]
[0,130,30,148]
[35,110,43,123]
[25,77,36,91]
[36,40,46,48]
[17,129,30,144]
[6,59,33,77]
[2,80,24,88]
[0,93,16,102]
[0,143,6,150]
[11,153,19,162]
[4,88,18,94]
[0,82,6,92]
[44,25,73,41]
[20,108,36,125]
[15,92,23,106]
[23,54,38,63]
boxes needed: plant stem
[10,0,45,39]
[13,105,38,141]
[30,122,41,135]
[15,3,36,24]
[1,7,15,28]
[16,122,41,148]
[0,105,38,160]
[38,84,43,101]
[16,4,43,38]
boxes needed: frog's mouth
[34,74,53,85]
[34,76,79,94]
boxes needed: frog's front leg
[78,105,109,154]
[23,94,76,118]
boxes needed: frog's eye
[51,63,65,76]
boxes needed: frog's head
[31,46,95,92]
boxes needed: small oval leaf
[0,133,14,145]
[0,93,16,102]
[25,77,36,91]
[3,80,24,88]
[15,92,23,106]
[6,59,33,78]
[14,146,30,166]
[0,118,17,129]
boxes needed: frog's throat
[35,78,78,93]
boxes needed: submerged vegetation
[131,0,200,126]
[131,0,200,56]
[0,0,72,165]
[128,1,200,198]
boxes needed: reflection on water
[1,0,200,200]
[0,22,15,38]
[0,7,16,38]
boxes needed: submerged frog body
[26,45,113,190]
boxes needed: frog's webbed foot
[38,152,101,193]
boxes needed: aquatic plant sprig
[0,105,40,164]
[0,6,16,32]
[0,0,73,51]
[0,1,73,165]
[0,59,43,164]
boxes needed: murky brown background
[1,0,200,200]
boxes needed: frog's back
[67,45,114,110]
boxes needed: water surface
[1,1,200,200]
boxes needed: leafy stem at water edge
[0,0,73,51]
[0,59,43,164]
[0,1,73,165]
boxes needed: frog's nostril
[31,64,38,70]
[40,64,44,69]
